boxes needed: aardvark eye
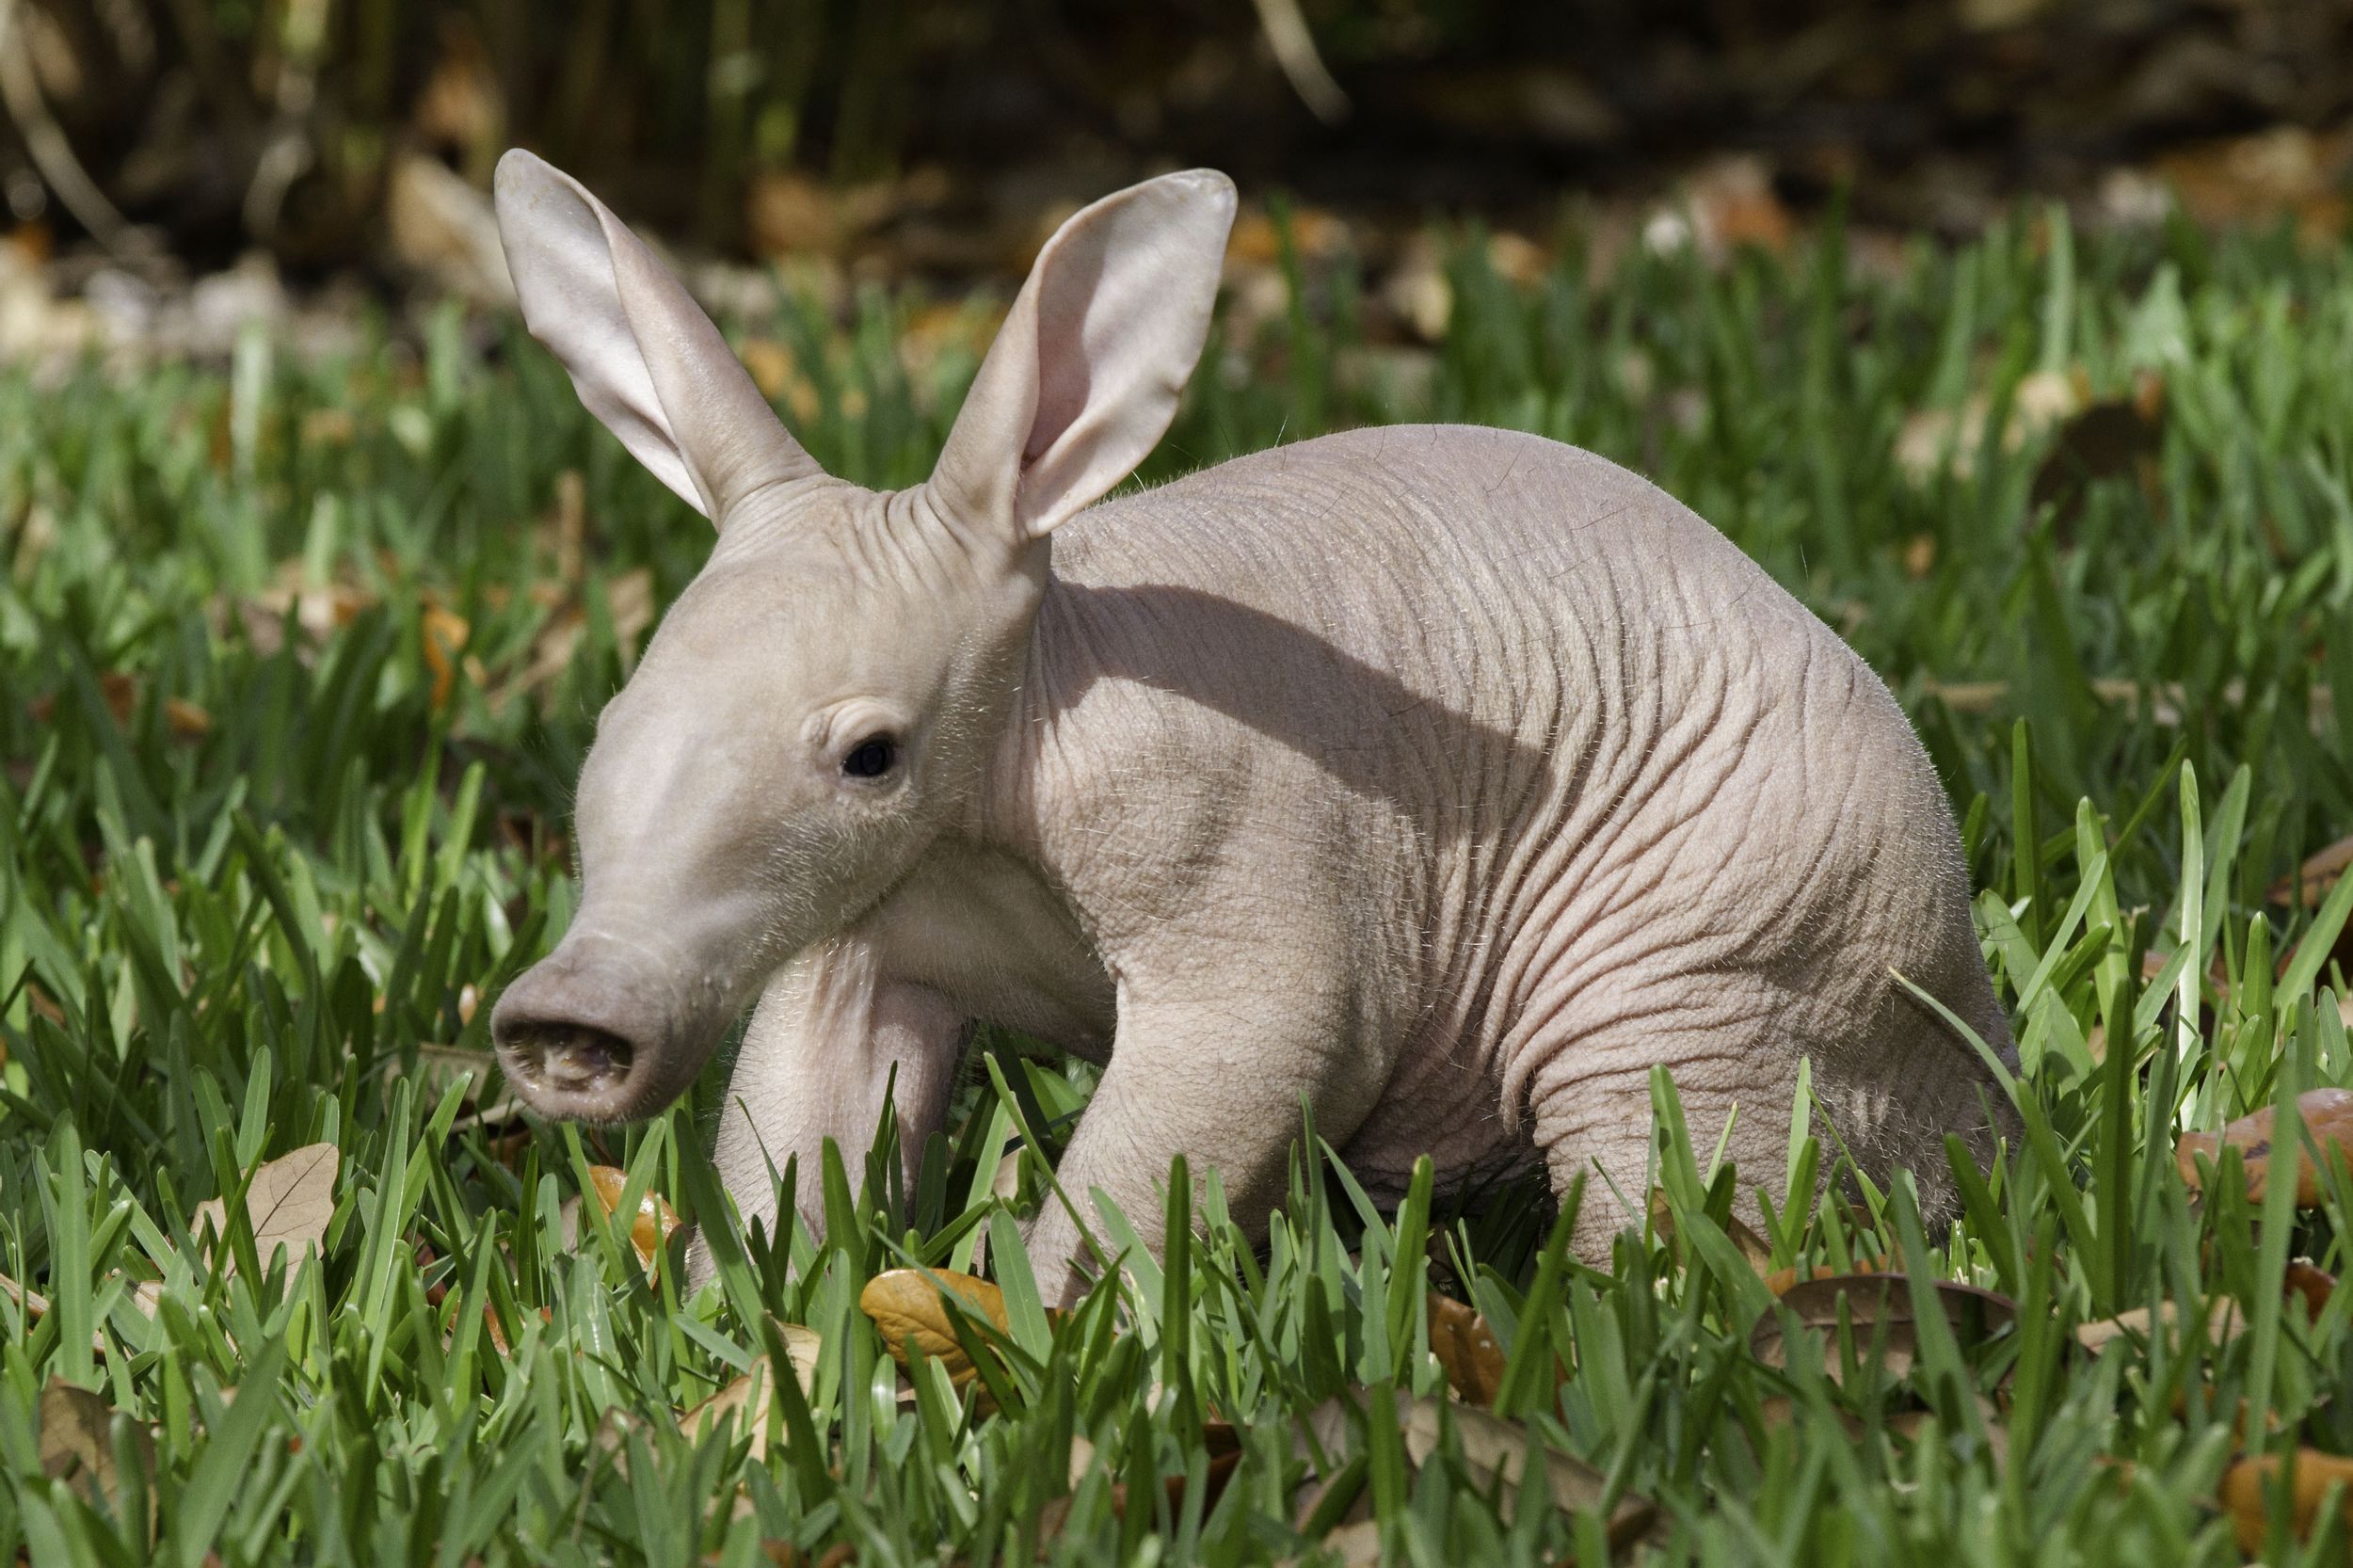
[841,736,898,779]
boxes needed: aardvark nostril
[498,1021,635,1094]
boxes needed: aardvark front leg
[1020,969,1380,1305]
[687,936,966,1285]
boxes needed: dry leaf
[478,1302,552,1355]
[1753,1272,2015,1384]
[1294,1393,1652,1546]
[163,696,211,739]
[2221,1449,2353,1552]
[859,1267,1009,1387]
[1402,1393,1654,1544]
[2073,1296,2244,1353]
[1753,1395,1866,1440]
[40,1380,153,1525]
[2155,127,2353,243]
[2286,1262,2337,1318]
[1290,1400,1374,1531]
[394,1042,497,1099]
[1646,1187,1775,1276]
[97,672,136,727]
[2272,836,2353,909]
[2175,1088,2353,1206]
[411,26,502,154]
[390,1042,521,1138]
[386,154,515,306]
[4,1272,111,1355]
[760,1544,856,1568]
[585,1166,680,1272]
[220,564,375,660]
[190,1143,340,1275]
[2,1272,52,1319]
[2027,381,2167,537]
[1887,1396,2009,1468]
[1763,1255,1897,1296]
[1895,369,2082,485]
[1318,1519,1385,1565]
[1427,1291,1504,1407]
[422,606,471,709]
[1048,1423,1242,1537]
[680,1326,822,1461]
[488,568,657,712]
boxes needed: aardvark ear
[493,150,822,523]
[928,169,1236,541]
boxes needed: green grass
[4,201,2353,1564]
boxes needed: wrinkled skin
[488,152,2015,1299]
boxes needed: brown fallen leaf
[3,1272,111,1357]
[1888,1397,2009,1468]
[392,1041,498,1098]
[2220,1449,2353,1552]
[1048,1423,1244,1536]
[97,672,136,727]
[2167,1382,2285,1444]
[585,1166,680,1273]
[1921,678,2333,732]
[2027,376,2166,535]
[163,696,211,739]
[1753,1395,1866,1440]
[1763,1255,1897,1297]
[1315,1519,1385,1565]
[1894,370,2081,485]
[2175,1089,2353,1206]
[219,568,375,660]
[1294,1392,1654,1546]
[1405,1395,1615,1516]
[1642,154,1793,262]
[1646,1187,1775,1278]
[40,1380,154,1528]
[2155,127,2353,245]
[680,1326,823,1461]
[488,568,658,711]
[478,1302,552,1355]
[2271,835,2353,909]
[1753,1273,2016,1384]
[859,1267,1010,1389]
[422,606,471,709]
[760,1544,856,1568]
[2286,1261,2337,1318]
[2073,1296,2245,1353]
[1428,1291,1504,1407]
[190,1143,341,1275]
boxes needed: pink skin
[488,152,2015,1301]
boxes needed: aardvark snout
[490,937,684,1123]
[500,1016,633,1096]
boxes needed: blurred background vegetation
[4,0,2353,284]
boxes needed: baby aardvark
[488,151,2014,1294]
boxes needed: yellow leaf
[422,606,471,709]
[584,1166,681,1272]
[859,1267,1008,1383]
[2222,1450,2353,1552]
